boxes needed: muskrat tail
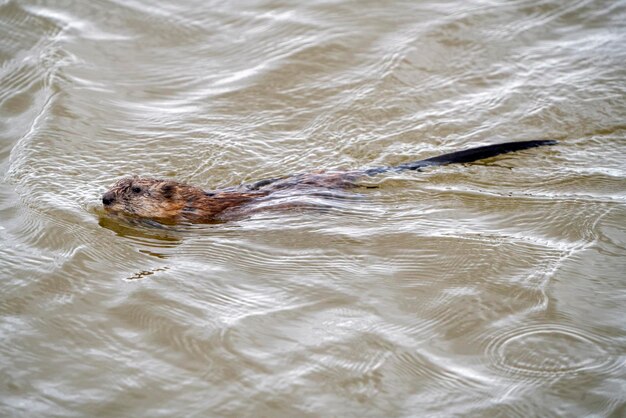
[363,140,557,175]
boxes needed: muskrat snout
[102,191,115,206]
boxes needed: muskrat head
[102,176,187,221]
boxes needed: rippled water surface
[1,0,625,416]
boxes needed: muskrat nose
[102,191,115,206]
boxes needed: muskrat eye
[131,186,142,194]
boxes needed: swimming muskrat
[102,140,556,224]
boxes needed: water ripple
[1,0,625,416]
[484,323,621,378]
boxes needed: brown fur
[102,172,360,223]
[102,140,557,224]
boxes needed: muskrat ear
[160,182,176,199]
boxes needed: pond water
[1,0,625,416]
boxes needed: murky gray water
[1,0,625,416]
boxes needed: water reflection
[1,0,625,416]
[98,214,183,259]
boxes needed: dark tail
[363,140,556,175]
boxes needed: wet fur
[102,177,265,223]
[102,140,556,224]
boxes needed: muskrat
[102,140,556,224]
